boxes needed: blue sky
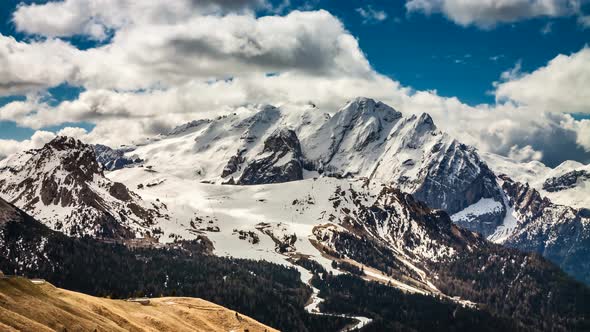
[287,0,589,105]
[0,0,589,165]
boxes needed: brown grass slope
[0,277,277,332]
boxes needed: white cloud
[0,126,88,160]
[10,7,373,91]
[508,144,544,162]
[0,0,589,167]
[0,131,54,160]
[498,60,523,81]
[56,126,88,138]
[356,5,388,24]
[495,47,590,114]
[0,35,80,96]
[12,0,269,40]
[576,120,590,150]
[406,0,581,28]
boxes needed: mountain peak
[37,136,103,181]
[0,135,167,239]
[417,112,436,129]
[341,97,401,121]
[45,136,85,151]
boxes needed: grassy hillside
[0,276,277,332]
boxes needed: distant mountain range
[1,97,589,331]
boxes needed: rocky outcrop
[501,175,551,219]
[238,129,304,185]
[0,197,19,227]
[543,169,590,192]
[94,144,142,171]
[413,140,504,216]
[451,199,506,239]
[221,149,246,178]
[499,175,590,285]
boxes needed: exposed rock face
[238,128,304,185]
[311,184,590,331]
[94,144,142,171]
[543,169,590,192]
[502,175,551,219]
[109,182,132,201]
[221,149,245,178]
[311,183,484,291]
[413,140,503,216]
[451,198,506,239]
[0,137,167,240]
[498,175,590,284]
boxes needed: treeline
[432,245,590,332]
[0,215,350,332]
[314,216,590,331]
[312,273,519,332]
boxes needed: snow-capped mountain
[110,97,587,285]
[0,136,168,240]
[482,152,590,210]
[106,161,474,296]
[493,175,590,283]
[454,153,590,283]
[1,97,588,288]
[128,97,504,226]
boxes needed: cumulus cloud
[495,47,590,114]
[0,35,80,96]
[356,5,388,24]
[1,0,589,167]
[9,7,373,91]
[406,0,582,28]
[508,145,544,162]
[575,121,590,150]
[12,0,269,40]
[0,72,405,134]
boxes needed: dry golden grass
[0,277,278,332]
